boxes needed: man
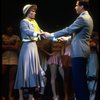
[43,0,93,100]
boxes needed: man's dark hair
[78,0,89,10]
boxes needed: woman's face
[27,9,36,19]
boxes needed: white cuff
[51,33,54,37]
[53,37,58,41]
[41,70,45,76]
[33,32,38,37]
[66,36,71,41]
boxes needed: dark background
[1,0,99,34]
[0,0,100,99]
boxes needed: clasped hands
[38,31,51,38]
[38,31,68,41]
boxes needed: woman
[2,25,21,100]
[40,41,64,100]
[14,4,45,100]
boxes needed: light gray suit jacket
[51,11,93,58]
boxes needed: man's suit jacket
[52,11,93,58]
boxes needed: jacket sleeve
[53,17,86,38]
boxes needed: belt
[22,40,36,43]
[22,38,37,42]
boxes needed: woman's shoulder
[20,18,25,22]
[20,19,30,27]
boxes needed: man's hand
[57,36,67,41]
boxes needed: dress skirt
[14,42,45,89]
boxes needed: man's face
[75,1,83,14]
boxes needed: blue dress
[14,18,45,89]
